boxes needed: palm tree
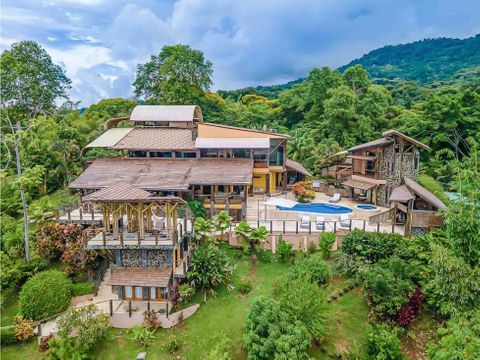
[213,210,231,242]
[193,217,214,245]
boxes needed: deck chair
[316,216,325,230]
[300,215,310,229]
[329,193,341,203]
[339,214,350,228]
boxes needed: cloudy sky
[2,0,479,106]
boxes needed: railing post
[147,301,151,312]
[55,209,60,222]
[349,220,352,232]
[137,231,141,245]
[270,220,273,234]
[102,231,106,246]
[67,208,71,220]
[179,224,183,237]
[129,301,132,317]
[37,323,42,337]
[109,299,113,316]
[79,207,83,220]
[391,222,395,233]
[377,222,380,233]
[257,220,260,229]
[296,221,298,234]
[120,231,124,246]
[155,231,158,246]
[363,220,366,231]
[91,209,95,221]
[282,221,286,234]
[166,302,169,319]
[334,221,337,233]
[308,221,311,235]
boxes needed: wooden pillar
[242,185,247,220]
[138,203,144,239]
[225,186,230,214]
[210,192,215,217]
[282,172,287,193]
[266,174,271,196]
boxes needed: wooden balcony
[85,228,176,250]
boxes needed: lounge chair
[300,215,310,229]
[339,214,351,228]
[316,216,325,230]
[329,193,341,203]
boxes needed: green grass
[1,288,19,326]
[1,247,370,359]
[417,175,450,205]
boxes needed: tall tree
[133,44,213,104]
[1,41,71,262]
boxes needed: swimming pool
[354,204,378,211]
[277,202,353,214]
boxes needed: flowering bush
[292,181,315,203]
[14,315,34,341]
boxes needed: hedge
[71,282,93,297]
[19,270,72,320]
[0,327,19,346]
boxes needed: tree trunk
[14,121,30,262]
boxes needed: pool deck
[247,192,389,222]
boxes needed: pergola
[82,182,186,241]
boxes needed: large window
[233,148,251,158]
[175,152,196,158]
[123,286,168,300]
[128,150,147,157]
[253,150,268,168]
[150,151,172,158]
[200,148,218,158]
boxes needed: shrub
[71,282,93,296]
[234,221,268,253]
[0,327,19,346]
[273,277,327,341]
[361,257,415,316]
[424,244,480,317]
[276,236,293,263]
[1,252,48,290]
[292,181,315,203]
[365,324,404,360]
[417,175,450,206]
[237,279,253,294]
[307,241,318,254]
[47,304,110,359]
[257,249,273,263]
[179,283,195,303]
[206,334,232,360]
[143,310,160,329]
[395,287,423,328]
[19,270,72,320]
[130,325,156,347]
[245,297,312,360]
[187,244,234,301]
[428,310,480,360]
[14,315,34,341]
[342,230,410,264]
[289,253,330,285]
[39,334,53,352]
[166,334,181,354]
[318,232,336,259]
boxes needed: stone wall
[120,249,170,268]
[377,144,419,206]
[147,250,169,268]
[121,250,142,267]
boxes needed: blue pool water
[277,203,353,214]
[355,204,378,211]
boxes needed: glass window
[160,287,168,299]
[150,287,157,299]
[150,151,172,158]
[128,150,147,157]
[125,286,133,298]
[135,287,143,299]
[200,149,218,158]
[175,152,196,158]
[233,148,251,158]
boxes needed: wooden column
[225,186,230,214]
[282,172,287,193]
[242,185,247,220]
[138,202,144,239]
[266,174,270,196]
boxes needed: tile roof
[107,267,171,287]
[382,130,431,151]
[404,177,447,210]
[69,158,253,190]
[112,128,195,150]
[84,128,134,150]
[82,182,152,202]
[389,184,415,202]
[342,179,377,191]
[348,138,393,152]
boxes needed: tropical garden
[1,37,479,359]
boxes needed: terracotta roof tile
[107,267,171,287]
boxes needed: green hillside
[220,35,479,98]
[338,35,480,84]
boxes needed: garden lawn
[1,246,370,359]
[1,288,19,326]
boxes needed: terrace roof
[69,158,253,191]
[82,182,152,202]
[404,177,447,210]
[130,105,202,122]
[286,159,311,176]
[107,267,171,288]
[389,184,415,202]
[112,128,195,150]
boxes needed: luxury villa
[321,129,447,235]
[65,104,309,304]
